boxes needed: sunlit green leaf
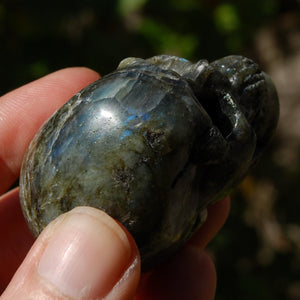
[118,0,147,16]
[139,18,198,58]
[214,3,240,33]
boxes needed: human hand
[0,68,230,299]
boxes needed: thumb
[2,207,141,300]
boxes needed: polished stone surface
[20,55,279,270]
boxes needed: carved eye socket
[199,91,234,139]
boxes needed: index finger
[0,68,100,194]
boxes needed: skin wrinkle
[0,158,17,194]
[27,275,73,300]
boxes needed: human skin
[0,67,230,299]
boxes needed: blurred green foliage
[1,1,300,299]
[0,0,279,95]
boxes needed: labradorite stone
[20,55,279,270]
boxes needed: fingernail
[37,207,135,299]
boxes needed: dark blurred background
[1,0,300,299]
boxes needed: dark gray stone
[19,55,279,270]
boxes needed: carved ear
[117,57,147,70]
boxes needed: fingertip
[136,246,216,300]
[44,67,100,90]
[189,196,231,249]
[3,207,141,300]
[0,188,35,294]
